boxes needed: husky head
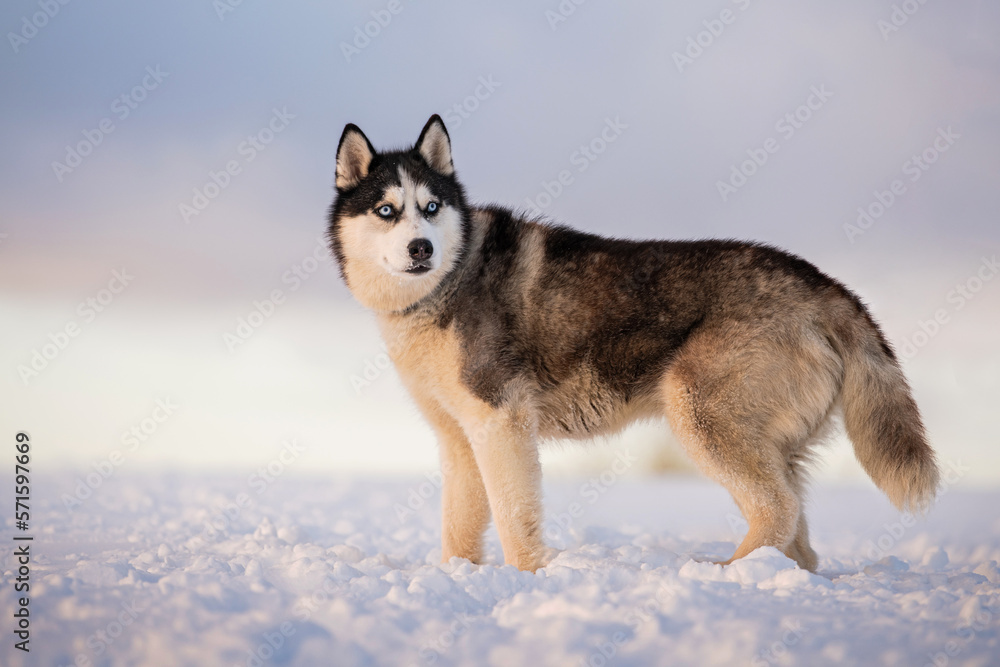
[328,115,469,313]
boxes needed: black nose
[408,238,433,261]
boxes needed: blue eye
[426,202,438,214]
[376,205,393,218]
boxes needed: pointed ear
[415,115,454,176]
[336,123,376,190]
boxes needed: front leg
[414,398,492,564]
[467,411,546,572]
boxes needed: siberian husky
[327,115,938,572]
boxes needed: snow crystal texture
[2,473,999,666]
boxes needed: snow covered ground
[3,467,999,667]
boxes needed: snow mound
[678,547,834,590]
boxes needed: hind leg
[784,513,818,571]
[661,326,839,571]
[711,460,803,566]
[663,369,802,564]
[782,454,819,570]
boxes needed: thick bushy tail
[834,315,939,513]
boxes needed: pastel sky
[1,1,998,482]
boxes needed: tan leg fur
[381,313,547,571]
